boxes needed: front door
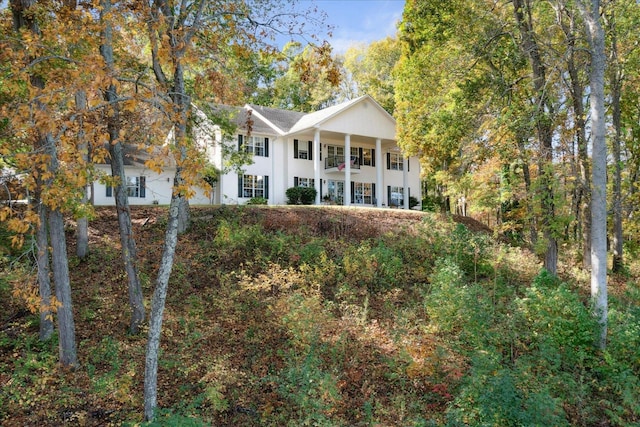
[327,180,344,205]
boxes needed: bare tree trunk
[75,90,89,259]
[144,189,182,420]
[49,208,78,367]
[36,202,53,341]
[177,198,190,234]
[609,10,624,273]
[100,0,145,334]
[143,0,203,413]
[578,0,608,350]
[513,0,558,275]
[145,58,191,420]
[516,136,537,247]
[556,1,592,269]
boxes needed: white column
[344,134,351,206]
[375,138,383,207]
[403,156,409,209]
[314,128,321,205]
[271,137,276,205]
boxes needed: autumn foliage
[2,206,640,425]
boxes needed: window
[327,180,344,205]
[327,145,344,158]
[362,148,374,166]
[238,174,269,199]
[387,153,404,171]
[106,176,146,198]
[238,135,269,157]
[352,182,374,205]
[294,140,313,160]
[389,186,404,207]
[327,145,361,169]
[294,177,315,187]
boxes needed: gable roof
[286,95,396,136]
[286,97,364,135]
[205,95,396,140]
[201,104,275,135]
[245,105,307,135]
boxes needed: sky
[296,0,405,53]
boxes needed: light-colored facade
[93,95,421,208]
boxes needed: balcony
[325,156,361,173]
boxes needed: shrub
[246,197,268,205]
[409,196,420,209]
[286,186,317,205]
[341,240,404,293]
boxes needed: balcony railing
[325,155,360,170]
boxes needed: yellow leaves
[7,218,30,235]
[11,279,62,316]
[122,99,137,114]
[11,234,25,249]
[0,207,10,222]
[144,157,165,174]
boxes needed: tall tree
[577,0,608,349]
[511,0,559,275]
[143,0,201,418]
[99,0,145,335]
[270,41,342,112]
[142,0,331,419]
[552,0,592,269]
[344,37,400,114]
[9,0,77,367]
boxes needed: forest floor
[0,205,554,426]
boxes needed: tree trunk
[177,198,190,234]
[516,135,537,247]
[143,1,205,417]
[144,189,183,421]
[609,10,624,273]
[75,90,89,259]
[144,83,190,420]
[579,0,608,350]
[11,0,77,366]
[100,0,145,334]
[49,208,78,367]
[512,0,558,274]
[558,3,591,269]
[36,202,53,341]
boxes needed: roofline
[243,104,286,136]
[283,95,396,137]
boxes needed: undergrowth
[1,206,639,426]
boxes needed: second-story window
[294,139,313,160]
[361,148,374,166]
[238,135,269,157]
[387,152,404,171]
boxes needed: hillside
[2,206,639,426]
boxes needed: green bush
[286,186,317,205]
[409,196,420,209]
[205,219,294,272]
[447,352,569,427]
[246,197,268,205]
[425,258,492,350]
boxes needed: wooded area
[2,0,640,424]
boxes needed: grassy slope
[1,206,639,426]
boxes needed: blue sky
[297,0,405,53]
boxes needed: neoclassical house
[93,95,420,208]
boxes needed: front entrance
[327,180,344,205]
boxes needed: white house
[93,95,421,208]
